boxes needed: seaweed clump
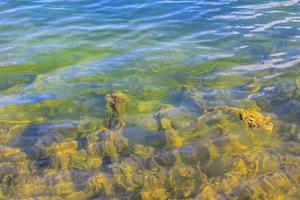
[211,106,273,132]
[105,91,128,129]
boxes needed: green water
[1,0,300,199]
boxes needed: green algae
[0,74,36,92]
[0,46,124,75]
[191,56,252,74]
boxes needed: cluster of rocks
[0,87,300,199]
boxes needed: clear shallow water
[1,0,300,199]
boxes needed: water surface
[1,0,300,199]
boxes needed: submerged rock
[0,122,27,145]
[131,144,156,158]
[85,171,113,197]
[153,105,185,147]
[86,129,129,158]
[140,188,169,200]
[50,139,78,155]
[167,163,203,198]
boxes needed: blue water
[1,0,300,199]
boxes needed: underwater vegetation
[211,106,273,132]
[1,76,300,200]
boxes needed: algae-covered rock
[6,175,46,198]
[167,163,202,198]
[177,145,209,165]
[145,131,168,147]
[131,144,156,158]
[177,85,202,107]
[230,180,266,200]
[141,170,166,191]
[0,122,27,145]
[140,188,169,200]
[197,184,224,200]
[85,171,113,197]
[244,150,281,174]
[259,171,290,192]
[49,150,102,170]
[110,158,145,193]
[85,128,116,144]
[154,105,176,130]
[87,135,128,158]
[45,174,76,196]
[84,128,129,159]
[0,145,22,157]
[45,139,79,170]
[0,163,29,178]
[148,150,177,170]
[211,133,236,156]
[206,156,235,177]
[65,191,89,200]
[105,91,128,129]
[50,139,78,155]
[206,156,252,198]
[154,104,196,132]
[153,105,185,147]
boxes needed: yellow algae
[0,145,21,157]
[137,100,158,113]
[132,144,156,157]
[154,105,185,147]
[212,105,273,132]
[197,185,221,200]
[84,157,102,169]
[0,122,28,145]
[65,191,89,200]
[165,130,184,148]
[211,133,237,156]
[35,172,77,197]
[204,140,219,159]
[231,158,249,177]
[154,104,176,130]
[111,160,141,192]
[50,153,72,169]
[86,143,100,156]
[0,119,31,124]
[140,188,169,200]
[13,176,46,198]
[50,139,78,155]
[167,163,201,198]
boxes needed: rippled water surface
[1,0,300,199]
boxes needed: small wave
[234,56,300,72]
[236,0,300,10]
[251,17,300,32]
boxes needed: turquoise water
[1,0,300,199]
